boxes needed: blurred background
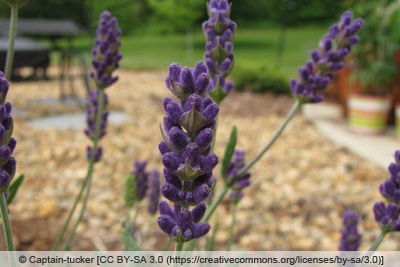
[0,0,351,75]
[1,0,400,125]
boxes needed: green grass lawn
[68,24,330,80]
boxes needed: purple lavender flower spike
[91,10,122,89]
[84,89,109,162]
[203,0,236,103]
[226,150,251,203]
[290,11,363,104]
[147,170,160,215]
[0,73,16,193]
[158,62,218,242]
[373,150,400,232]
[132,161,149,201]
[339,210,362,251]
[85,10,121,161]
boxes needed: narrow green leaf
[123,174,137,208]
[221,126,237,180]
[121,228,141,251]
[6,174,24,205]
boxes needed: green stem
[4,7,18,82]
[2,6,18,104]
[175,241,183,252]
[227,203,238,251]
[356,224,390,267]
[368,224,390,252]
[204,101,301,222]
[125,206,131,233]
[52,155,95,250]
[0,193,14,251]
[234,100,301,179]
[53,89,106,250]
[172,241,184,267]
[204,185,229,222]
[0,193,18,267]
[62,173,93,250]
[188,100,301,250]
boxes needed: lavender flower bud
[91,11,122,89]
[290,11,363,104]
[373,202,400,231]
[203,0,237,103]
[86,146,102,162]
[339,210,362,251]
[158,201,210,241]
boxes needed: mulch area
[0,69,397,251]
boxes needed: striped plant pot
[348,94,391,135]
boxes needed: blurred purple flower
[158,62,219,242]
[373,150,400,232]
[0,72,16,193]
[147,170,161,215]
[290,11,363,103]
[84,89,109,162]
[339,209,362,251]
[226,150,251,203]
[124,161,160,217]
[91,10,122,89]
[203,0,236,103]
[132,161,149,202]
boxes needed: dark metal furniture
[0,18,89,99]
[0,37,50,79]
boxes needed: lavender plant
[154,3,367,252]
[3,0,400,255]
[53,10,122,251]
[123,161,160,250]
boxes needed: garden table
[0,19,89,99]
[0,18,81,40]
[0,37,50,79]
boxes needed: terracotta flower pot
[348,94,391,135]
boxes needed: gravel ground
[0,69,397,251]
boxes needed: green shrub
[232,65,290,94]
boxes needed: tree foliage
[147,0,207,33]
[0,0,347,35]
